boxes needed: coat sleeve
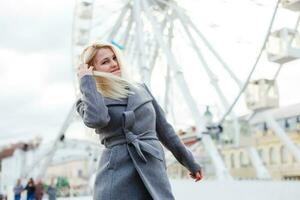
[76,75,110,128]
[143,84,201,174]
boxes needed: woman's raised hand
[77,64,94,79]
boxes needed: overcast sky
[1,0,300,145]
[0,0,76,144]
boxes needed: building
[167,103,300,180]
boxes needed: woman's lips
[111,69,121,76]
[111,68,120,73]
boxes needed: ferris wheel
[71,0,241,180]
[70,0,300,180]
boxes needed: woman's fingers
[76,64,93,79]
[195,171,202,181]
[195,172,202,182]
[88,66,94,75]
[88,66,94,71]
[189,171,203,182]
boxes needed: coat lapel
[126,84,153,111]
[104,97,127,106]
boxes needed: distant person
[25,178,35,200]
[0,194,7,200]
[46,180,56,200]
[76,42,203,200]
[13,179,23,200]
[35,180,44,200]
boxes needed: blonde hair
[80,42,135,100]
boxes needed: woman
[76,42,202,200]
[46,180,56,200]
[13,179,23,200]
[34,180,44,200]
[25,178,35,200]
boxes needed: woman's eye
[102,61,108,64]
[113,56,117,60]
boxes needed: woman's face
[92,47,121,77]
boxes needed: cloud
[0,0,74,53]
[0,0,77,142]
[0,82,75,143]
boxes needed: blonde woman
[76,42,202,200]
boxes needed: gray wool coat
[76,75,201,200]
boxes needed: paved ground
[58,180,300,200]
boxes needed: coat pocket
[98,148,116,171]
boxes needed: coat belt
[103,111,163,162]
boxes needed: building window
[78,169,83,177]
[297,116,300,123]
[239,151,248,167]
[239,152,243,167]
[263,123,268,132]
[269,147,276,165]
[255,123,264,132]
[287,116,298,132]
[292,155,297,163]
[280,146,288,164]
[221,154,226,162]
[258,149,262,157]
[258,149,266,165]
[277,119,287,130]
[230,154,235,168]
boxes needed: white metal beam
[175,8,241,146]
[107,4,130,41]
[133,0,151,84]
[141,0,232,180]
[247,147,271,179]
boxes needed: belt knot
[121,110,163,163]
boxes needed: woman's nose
[111,59,118,67]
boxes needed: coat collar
[127,84,153,111]
[104,84,153,111]
[104,97,127,106]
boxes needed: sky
[1,0,300,145]
[0,0,76,144]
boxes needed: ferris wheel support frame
[141,0,232,180]
[122,9,133,49]
[107,4,131,42]
[173,9,241,147]
[148,14,169,78]
[153,3,271,160]
[133,0,151,85]
[181,11,275,178]
[247,147,271,179]
[172,1,275,178]
[164,16,174,114]
[151,0,272,180]
[148,42,159,74]
[182,14,243,88]
[154,0,243,88]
